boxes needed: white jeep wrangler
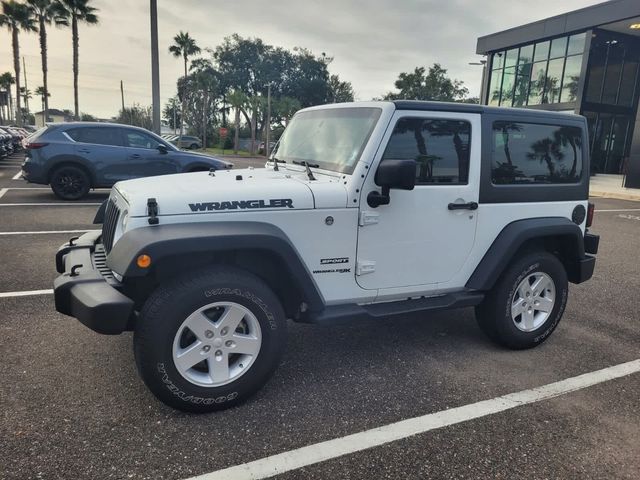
[54,101,599,412]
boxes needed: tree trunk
[12,27,22,126]
[72,16,79,120]
[202,91,207,149]
[39,17,49,123]
[180,55,187,139]
[233,107,240,154]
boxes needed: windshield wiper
[292,160,317,181]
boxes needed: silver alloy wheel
[172,302,262,387]
[511,272,556,332]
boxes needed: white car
[54,101,599,412]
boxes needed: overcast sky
[0,0,603,118]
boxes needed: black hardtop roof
[392,100,584,122]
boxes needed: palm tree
[169,31,200,136]
[35,85,50,117]
[0,71,16,122]
[27,0,68,125]
[20,86,32,114]
[227,89,247,153]
[55,0,98,120]
[0,1,36,126]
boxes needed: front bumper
[53,231,134,334]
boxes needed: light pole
[469,59,487,103]
[265,83,272,158]
[150,0,161,134]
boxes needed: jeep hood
[113,167,347,216]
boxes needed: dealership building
[476,0,640,188]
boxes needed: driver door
[123,129,179,178]
[356,110,481,291]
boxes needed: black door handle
[448,201,478,211]
[129,154,141,159]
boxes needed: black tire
[50,164,91,200]
[189,143,199,150]
[475,250,568,350]
[134,266,287,413]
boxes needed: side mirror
[368,159,416,208]
[157,144,168,154]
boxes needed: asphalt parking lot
[1,151,639,480]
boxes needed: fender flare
[106,221,325,311]
[466,217,585,291]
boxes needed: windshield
[271,107,381,174]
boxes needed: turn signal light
[137,254,152,268]
[586,202,595,228]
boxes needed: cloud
[0,0,601,118]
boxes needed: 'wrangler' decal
[189,198,294,212]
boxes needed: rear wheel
[475,251,568,349]
[50,165,91,200]
[189,143,199,150]
[134,266,287,412]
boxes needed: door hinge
[359,211,379,226]
[356,260,376,276]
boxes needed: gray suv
[21,123,232,200]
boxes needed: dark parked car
[21,123,232,200]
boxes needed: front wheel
[134,266,287,412]
[475,251,568,350]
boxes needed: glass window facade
[487,32,586,107]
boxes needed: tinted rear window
[66,127,122,146]
[491,121,583,184]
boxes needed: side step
[305,291,484,325]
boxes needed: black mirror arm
[367,185,391,208]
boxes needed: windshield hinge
[359,211,379,226]
[147,198,159,225]
[356,260,376,276]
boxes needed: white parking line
[0,188,7,200]
[596,209,640,212]
[0,202,102,207]
[0,229,98,236]
[12,171,22,180]
[187,359,640,480]
[0,289,53,298]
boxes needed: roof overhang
[476,0,640,54]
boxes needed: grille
[93,244,115,281]
[102,198,121,254]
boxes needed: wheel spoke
[536,296,554,313]
[530,275,546,295]
[184,312,215,341]
[521,307,535,330]
[216,305,246,332]
[231,333,261,356]
[208,353,230,383]
[511,298,526,319]
[175,341,205,371]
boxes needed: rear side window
[67,127,122,147]
[491,122,582,184]
[382,118,471,184]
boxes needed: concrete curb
[590,190,640,202]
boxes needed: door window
[67,127,122,146]
[381,118,471,184]
[125,130,161,149]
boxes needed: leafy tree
[34,85,49,114]
[169,31,200,136]
[27,0,67,124]
[272,96,300,127]
[384,64,469,102]
[80,111,96,121]
[180,58,219,147]
[19,86,31,113]
[162,97,181,131]
[327,74,354,103]
[116,103,152,130]
[0,0,36,125]
[55,0,99,120]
